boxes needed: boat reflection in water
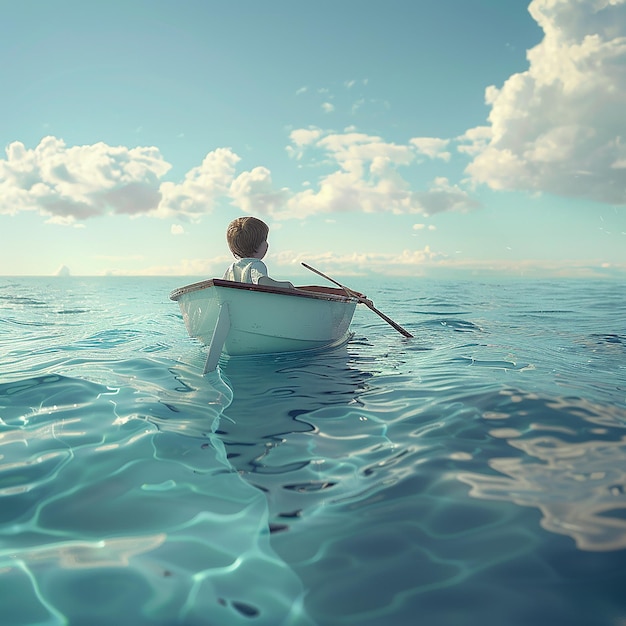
[213,343,397,534]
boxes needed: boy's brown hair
[226,217,269,258]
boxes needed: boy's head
[226,216,269,259]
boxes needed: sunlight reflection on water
[459,391,626,551]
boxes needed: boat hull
[170,279,357,357]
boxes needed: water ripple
[1,276,625,625]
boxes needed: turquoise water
[1,276,625,626]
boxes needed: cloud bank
[461,0,626,204]
[1,131,479,224]
[282,130,478,218]
[0,137,170,225]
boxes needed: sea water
[0,276,625,626]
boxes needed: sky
[1,0,625,279]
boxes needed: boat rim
[169,278,358,303]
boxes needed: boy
[223,216,295,289]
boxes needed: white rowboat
[170,279,359,372]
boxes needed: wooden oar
[301,262,414,338]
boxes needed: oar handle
[301,262,414,338]
[301,263,344,290]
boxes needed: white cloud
[0,136,170,221]
[274,247,448,276]
[286,128,324,160]
[414,177,478,215]
[318,133,414,175]
[229,167,291,215]
[410,137,452,161]
[322,102,335,113]
[462,0,626,204]
[280,130,479,218]
[155,148,240,220]
[283,172,477,219]
[301,251,626,279]
[289,127,323,147]
[171,224,184,235]
[101,249,626,278]
[105,255,231,277]
[45,215,85,227]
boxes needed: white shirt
[222,258,268,284]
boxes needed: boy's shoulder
[237,257,267,268]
